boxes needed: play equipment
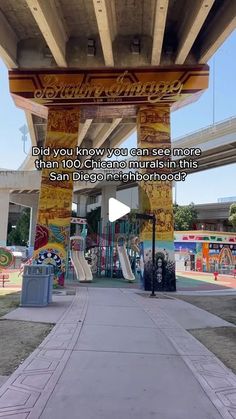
[70,236,92,282]
[116,235,135,281]
[95,218,140,280]
[70,217,140,282]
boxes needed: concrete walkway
[3,294,74,324]
[1,288,236,418]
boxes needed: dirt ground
[189,327,236,375]
[0,291,54,377]
[0,320,54,375]
[0,291,21,317]
[175,295,236,375]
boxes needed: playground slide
[117,245,135,281]
[78,251,93,281]
[71,250,86,282]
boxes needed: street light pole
[19,124,28,154]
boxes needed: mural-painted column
[33,108,80,286]
[137,105,176,291]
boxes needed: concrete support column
[75,194,87,234]
[137,105,176,291]
[101,185,116,228]
[0,190,10,246]
[76,194,87,217]
[33,108,80,286]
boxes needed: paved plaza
[0,287,236,418]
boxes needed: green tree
[174,202,198,231]
[229,203,236,231]
[7,208,30,245]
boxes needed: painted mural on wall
[0,247,14,269]
[9,66,209,111]
[137,105,175,291]
[33,109,80,286]
[207,243,236,271]
[174,231,236,243]
[175,231,236,272]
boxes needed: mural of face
[156,273,162,283]
[157,258,162,267]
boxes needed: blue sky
[0,30,235,204]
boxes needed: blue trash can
[21,265,52,307]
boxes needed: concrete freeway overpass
[73,115,236,193]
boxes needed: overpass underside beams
[138,106,176,291]
[33,109,80,286]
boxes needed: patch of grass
[0,291,20,317]
[0,290,54,378]
[189,326,236,375]
[0,320,54,375]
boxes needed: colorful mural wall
[137,106,175,291]
[33,109,80,286]
[174,231,236,272]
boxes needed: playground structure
[69,217,92,283]
[116,235,137,281]
[70,236,93,283]
[69,215,138,283]
[95,218,140,282]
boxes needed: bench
[0,274,10,287]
